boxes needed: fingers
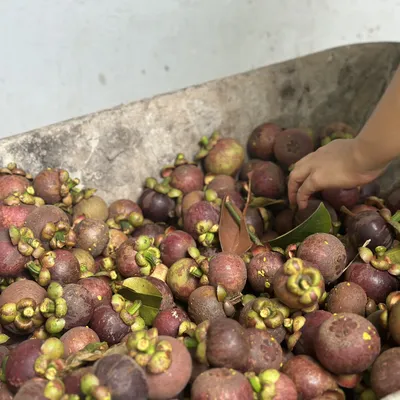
[288,155,313,206]
[297,174,321,209]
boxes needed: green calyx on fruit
[194,131,221,160]
[283,258,324,305]
[126,328,173,374]
[245,298,289,329]
[41,220,77,249]
[133,235,162,275]
[187,247,210,285]
[0,297,44,332]
[9,225,46,258]
[195,219,219,248]
[111,294,146,331]
[0,162,33,179]
[106,210,144,235]
[360,245,400,275]
[246,369,281,400]
[3,185,44,206]
[81,373,112,400]
[178,320,210,365]
[43,378,66,400]
[40,282,67,334]
[161,153,198,178]
[34,337,65,380]
[145,176,183,199]
[26,251,57,286]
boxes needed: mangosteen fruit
[326,282,367,316]
[251,161,285,199]
[60,326,100,356]
[321,187,360,211]
[152,308,190,337]
[247,122,282,160]
[74,218,109,258]
[159,230,196,267]
[170,164,204,195]
[73,195,109,222]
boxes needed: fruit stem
[224,201,263,246]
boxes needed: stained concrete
[0,43,399,203]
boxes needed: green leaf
[118,277,162,326]
[250,197,285,208]
[268,203,332,249]
[385,246,400,264]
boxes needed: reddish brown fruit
[183,201,219,240]
[152,308,189,337]
[251,161,285,199]
[77,277,112,308]
[181,191,204,216]
[239,159,265,181]
[146,336,192,400]
[191,368,253,400]
[274,209,294,235]
[273,128,314,168]
[60,326,100,356]
[326,282,367,316]
[73,195,109,222]
[74,218,109,258]
[170,164,204,194]
[294,199,338,226]
[246,328,283,373]
[33,168,63,204]
[294,310,332,358]
[247,251,284,294]
[247,122,282,160]
[207,175,236,198]
[0,175,30,201]
[0,229,30,277]
[146,276,175,310]
[138,188,175,223]
[50,249,81,285]
[282,355,340,400]
[315,313,381,374]
[321,187,360,211]
[0,204,35,229]
[370,347,400,398]
[344,262,398,304]
[159,230,196,267]
[297,233,347,284]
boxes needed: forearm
[353,65,400,172]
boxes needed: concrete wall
[1,0,400,138]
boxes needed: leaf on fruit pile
[250,197,285,208]
[268,203,332,249]
[118,277,163,326]
[218,173,253,255]
[65,342,109,371]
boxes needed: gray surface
[0,43,399,203]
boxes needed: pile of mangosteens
[0,123,399,399]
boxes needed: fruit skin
[138,188,175,223]
[5,338,43,392]
[246,328,283,373]
[326,282,367,316]
[63,366,94,396]
[50,249,81,285]
[321,187,360,211]
[191,368,254,400]
[115,238,141,278]
[0,204,35,229]
[386,187,400,214]
[389,301,400,345]
[183,201,219,240]
[315,313,381,374]
[239,159,265,181]
[166,258,200,302]
[89,304,130,345]
[63,283,94,330]
[208,252,247,295]
[296,233,347,284]
[206,318,249,370]
[60,326,100,356]
[13,378,47,400]
[204,138,245,177]
[273,128,314,168]
[188,285,226,324]
[74,218,109,258]
[73,195,109,222]
[159,230,196,267]
[0,175,29,201]
[245,207,264,237]
[344,262,398,304]
[247,251,284,294]
[146,336,192,400]
[294,310,332,358]
[33,168,64,204]
[94,353,148,400]
[282,355,340,400]
[131,223,165,241]
[347,210,394,250]
[0,381,13,400]
[24,205,70,249]
[0,228,30,277]
[170,164,204,194]
[207,175,236,198]
[152,307,189,337]
[247,122,282,160]
[256,371,298,400]
[77,276,112,308]
[274,208,294,235]
[251,161,285,199]
[370,347,400,398]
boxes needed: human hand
[288,138,386,209]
